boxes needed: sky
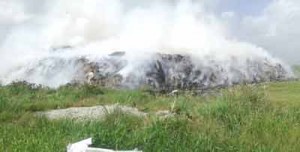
[215,0,300,64]
[0,0,299,64]
[218,0,271,16]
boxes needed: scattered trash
[67,138,142,152]
[169,90,179,96]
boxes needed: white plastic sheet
[67,138,142,152]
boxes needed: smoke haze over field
[0,0,297,87]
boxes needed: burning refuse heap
[77,52,291,91]
[4,51,292,90]
[78,52,126,87]
[0,0,296,92]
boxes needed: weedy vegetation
[0,80,299,152]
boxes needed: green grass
[0,81,300,152]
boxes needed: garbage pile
[2,51,292,90]
[76,52,292,91]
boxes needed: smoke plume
[0,0,294,88]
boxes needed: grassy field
[0,81,299,152]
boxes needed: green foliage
[0,82,299,151]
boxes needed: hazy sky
[0,0,299,64]
[218,0,271,16]
[214,0,300,64]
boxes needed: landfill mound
[2,51,292,91]
[75,52,292,91]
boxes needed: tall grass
[0,82,299,151]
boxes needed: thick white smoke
[238,0,300,64]
[0,0,293,88]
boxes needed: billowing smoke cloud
[0,0,294,88]
[222,0,300,64]
[243,0,300,64]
